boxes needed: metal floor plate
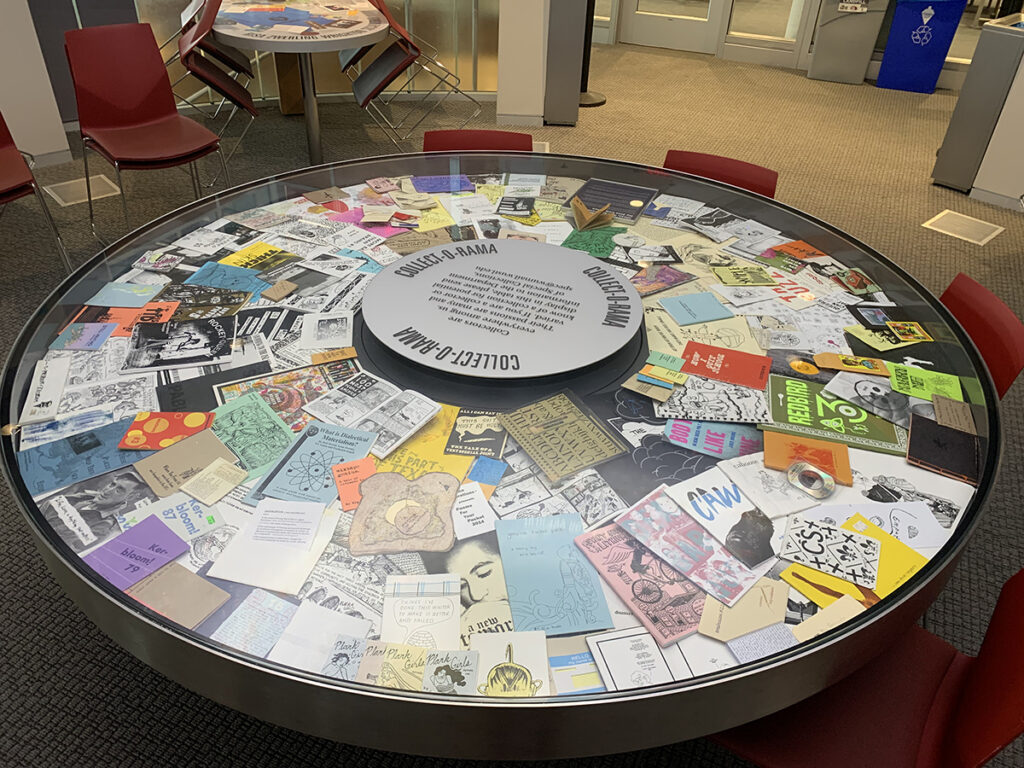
[921,209,1005,246]
[43,174,121,207]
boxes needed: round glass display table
[0,152,999,760]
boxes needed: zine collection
[9,168,982,698]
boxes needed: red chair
[663,150,779,198]
[178,0,258,180]
[64,23,225,234]
[0,113,72,273]
[714,569,1024,768]
[939,273,1024,399]
[423,129,534,152]
[350,0,481,147]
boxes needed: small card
[311,347,358,364]
[261,280,298,301]
[331,456,377,511]
[381,574,461,650]
[813,352,889,376]
[49,322,117,351]
[134,429,238,497]
[906,414,981,486]
[886,321,933,342]
[83,515,188,590]
[132,250,184,272]
[209,589,297,658]
[712,264,776,286]
[321,635,369,681]
[179,456,247,505]
[658,292,733,326]
[303,186,349,203]
[125,562,230,629]
[630,265,698,296]
[698,578,789,642]
[762,431,852,486]
[622,374,673,402]
[679,342,771,390]
[422,649,480,695]
[663,420,763,460]
[726,623,798,664]
[646,350,686,371]
[250,498,325,550]
[845,325,919,351]
[932,395,977,435]
[299,311,353,350]
[451,481,498,539]
[772,240,829,260]
[639,365,689,386]
[889,363,963,402]
[637,373,672,389]
[471,631,550,697]
[780,515,880,588]
[790,594,865,643]
[118,411,215,450]
[444,408,507,458]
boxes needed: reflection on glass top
[1,153,993,704]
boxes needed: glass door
[617,0,733,54]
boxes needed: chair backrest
[663,150,779,198]
[0,111,15,151]
[367,0,416,47]
[183,50,258,117]
[351,39,420,108]
[339,44,375,72]
[944,569,1024,768]
[423,129,534,152]
[940,273,1024,399]
[179,0,222,60]
[65,23,177,131]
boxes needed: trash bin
[876,0,968,93]
[808,0,889,84]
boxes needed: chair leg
[217,146,231,190]
[203,115,253,188]
[189,162,201,199]
[32,182,73,274]
[113,161,129,231]
[81,140,107,246]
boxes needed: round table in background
[213,1,390,164]
[0,152,1001,760]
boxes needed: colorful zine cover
[766,375,908,456]
[253,422,377,505]
[495,514,613,637]
[121,317,236,373]
[575,524,704,646]
[762,430,853,486]
[118,411,214,450]
[184,261,270,298]
[82,515,188,590]
[679,342,771,390]
[663,420,763,459]
[86,282,162,308]
[49,322,117,351]
[211,392,296,480]
[615,486,766,607]
[16,418,154,497]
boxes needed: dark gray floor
[3,45,1022,766]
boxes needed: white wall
[496,0,549,126]
[0,0,70,165]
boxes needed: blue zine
[185,262,269,299]
[495,514,613,637]
[16,418,154,497]
[658,292,734,326]
[85,282,161,308]
[411,175,475,194]
[258,422,377,505]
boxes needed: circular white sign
[361,239,643,379]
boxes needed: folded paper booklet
[616,485,770,607]
[497,391,628,484]
[380,574,461,650]
[496,514,613,637]
[568,178,658,225]
[570,196,614,231]
[586,626,693,692]
[134,429,238,498]
[906,414,981,486]
[762,430,852,486]
[575,524,704,646]
[780,515,880,589]
[679,342,772,390]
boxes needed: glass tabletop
[0,152,999,759]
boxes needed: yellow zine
[841,513,926,598]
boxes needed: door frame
[616,0,734,55]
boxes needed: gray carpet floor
[2,44,1023,766]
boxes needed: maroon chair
[0,113,72,273]
[663,150,779,199]
[714,569,1024,768]
[178,1,258,179]
[940,273,1024,399]
[423,129,534,152]
[64,23,225,234]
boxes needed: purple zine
[83,515,188,590]
[410,175,475,194]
